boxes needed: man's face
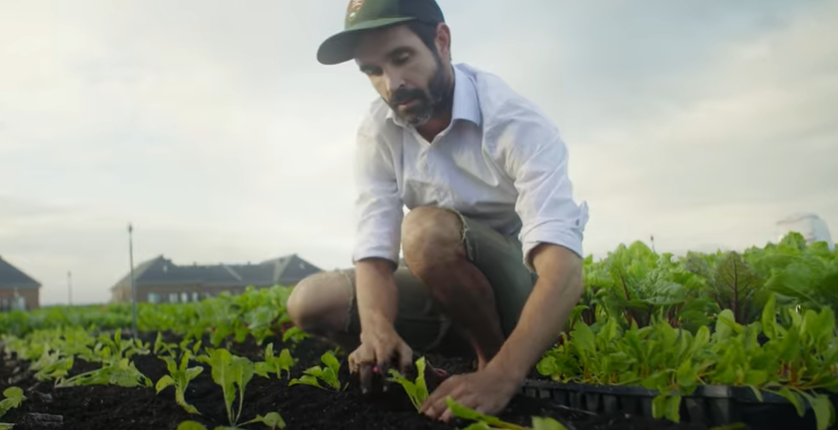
[354,24,450,127]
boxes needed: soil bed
[2,332,716,430]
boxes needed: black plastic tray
[518,379,834,429]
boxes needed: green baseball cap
[317,0,446,65]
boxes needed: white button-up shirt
[352,63,589,272]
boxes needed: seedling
[56,357,152,388]
[30,349,74,384]
[198,348,255,427]
[177,411,286,430]
[289,350,345,391]
[254,344,296,381]
[156,349,204,415]
[387,356,429,411]
[446,397,568,430]
[0,386,25,430]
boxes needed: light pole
[67,271,72,305]
[128,223,138,336]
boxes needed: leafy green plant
[197,348,255,427]
[446,397,568,430]
[0,387,26,430]
[254,344,296,381]
[56,357,152,388]
[289,350,345,391]
[29,349,74,384]
[177,411,286,430]
[387,356,429,411]
[156,349,204,415]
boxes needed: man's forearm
[354,258,400,330]
[485,244,584,381]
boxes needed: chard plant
[29,349,74,384]
[156,349,204,415]
[55,357,152,388]
[177,411,286,430]
[289,350,345,391]
[387,356,429,411]
[0,387,25,430]
[198,348,255,427]
[254,344,296,381]
[445,397,568,430]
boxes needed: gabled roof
[0,255,41,290]
[111,253,322,291]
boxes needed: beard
[386,54,452,127]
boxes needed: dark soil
[0,331,751,430]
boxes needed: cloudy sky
[1,0,836,305]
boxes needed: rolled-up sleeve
[351,119,404,265]
[492,104,589,272]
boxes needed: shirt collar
[386,64,482,129]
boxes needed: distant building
[775,213,834,251]
[109,254,322,304]
[0,255,42,311]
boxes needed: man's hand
[350,258,412,394]
[420,367,519,422]
[420,243,583,422]
[348,318,413,394]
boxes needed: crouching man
[287,0,589,422]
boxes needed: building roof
[0,255,42,290]
[111,253,322,291]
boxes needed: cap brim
[317,17,416,65]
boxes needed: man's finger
[398,343,414,377]
[359,363,374,395]
[421,377,455,415]
[376,361,391,392]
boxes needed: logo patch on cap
[346,0,365,22]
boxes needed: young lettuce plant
[0,387,26,430]
[387,356,429,411]
[254,344,296,381]
[197,348,259,427]
[288,350,345,391]
[156,349,204,415]
[176,411,286,430]
[445,397,568,430]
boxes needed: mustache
[389,87,427,107]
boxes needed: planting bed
[1,232,836,430]
[1,332,707,430]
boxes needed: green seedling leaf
[200,348,255,425]
[255,344,296,381]
[445,397,528,430]
[288,351,344,391]
[177,421,208,430]
[387,356,429,412]
[460,424,494,430]
[156,375,175,393]
[665,395,682,423]
[776,387,806,417]
[240,412,286,429]
[796,391,836,430]
[0,387,25,419]
[531,416,570,430]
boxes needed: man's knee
[286,271,353,336]
[401,206,466,276]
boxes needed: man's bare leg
[286,271,360,352]
[401,207,506,370]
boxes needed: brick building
[109,254,322,304]
[0,255,42,311]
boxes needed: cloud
[0,0,836,305]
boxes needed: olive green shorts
[339,210,539,357]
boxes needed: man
[286,0,589,422]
